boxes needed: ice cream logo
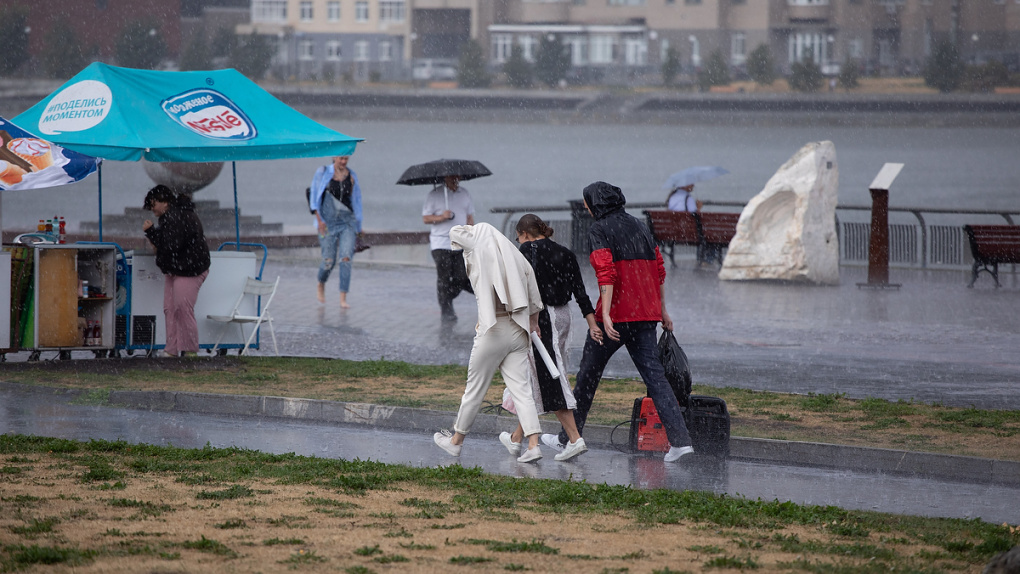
[38,80,113,135]
[161,89,256,140]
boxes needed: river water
[3,119,1018,234]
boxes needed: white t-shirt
[668,189,697,213]
[423,186,475,250]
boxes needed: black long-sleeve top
[519,238,595,317]
[144,195,211,277]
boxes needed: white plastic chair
[207,276,280,355]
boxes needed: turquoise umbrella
[15,62,362,243]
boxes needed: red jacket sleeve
[590,248,616,286]
[655,246,666,285]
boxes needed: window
[492,34,513,63]
[299,39,314,60]
[788,32,832,65]
[379,1,405,22]
[327,40,342,60]
[848,38,862,59]
[300,1,313,22]
[253,0,287,23]
[624,38,647,65]
[519,35,536,62]
[328,1,340,21]
[355,1,369,22]
[608,0,645,5]
[787,0,828,4]
[569,37,587,65]
[730,32,746,65]
[685,0,701,4]
[659,38,670,64]
[589,35,614,64]
[379,40,392,61]
[732,0,746,4]
[355,40,370,61]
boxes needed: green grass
[0,544,97,568]
[8,517,59,536]
[1,434,1018,572]
[196,484,254,500]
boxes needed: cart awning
[14,63,361,162]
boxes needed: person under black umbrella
[422,175,475,321]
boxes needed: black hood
[582,181,626,220]
[174,193,197,211]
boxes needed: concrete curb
[4,381,1018,488]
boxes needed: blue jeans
[560,321,692,449]
[318,209,357,292]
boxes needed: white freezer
[127,251,259,350]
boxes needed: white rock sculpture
[718,141,839,285]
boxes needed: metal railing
[492,200,1020,270]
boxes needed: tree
[211,26,236,60]
[39,17,90,79]
[503,44,532,89]
[697,49,730,90]
[746,44,776,86]
[457,39,490,88]
[0,4,29,76]
[179,26,213,71]
[923,39,962,93]
[116,19,167,69]
[961,59,1009,93]
[661,46,681,87]
[788,56,823,92]
[534,35,570,88]
[231,32,274,80]
[838,58,860,91]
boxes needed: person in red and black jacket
[543,181,694,463]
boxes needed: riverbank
[4,80,1020,127]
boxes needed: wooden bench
[644,210,739,267]
[964,224,1020,288]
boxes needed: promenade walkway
[261,249,1020,410]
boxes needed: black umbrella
[396,158,492,186]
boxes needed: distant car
[413,59,458,82]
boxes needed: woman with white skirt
[500,214,602,462]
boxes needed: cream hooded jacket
[449,223,543,336]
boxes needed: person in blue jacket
[309,155,363,309]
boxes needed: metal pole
[233,161,240,249]
[98,161,103,242]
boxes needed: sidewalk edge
[3,381,1017,488]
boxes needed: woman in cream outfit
[433,223,547,463]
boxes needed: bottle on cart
[37,220,46,233]
[58,217,66,244]
[93,321,102,347]
[44,219,53,234]
[83,321,92,346]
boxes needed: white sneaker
[499,432,521,456]
[433,431,461,456]
[517,446,542,463]
[540,433,565,451]
[664,445,694,463]
[554,438,588,462]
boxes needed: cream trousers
[454,315,542,437]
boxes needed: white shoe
[499,432,521,456]
[554,438,588,462]
[540,433,564,451]
[433,431,461,456]
[517,446,542,463]
[664,445,694,463]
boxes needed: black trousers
[432,249,473,315]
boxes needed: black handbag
[657,330,692,409]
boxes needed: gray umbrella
[662,166,729,191]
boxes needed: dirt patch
[0,449,985,573]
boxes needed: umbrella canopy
[396,159,492,186]
[0,115,99,191]
[14,62,361,162]
[663,166,729,191]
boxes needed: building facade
[488,0,1020,84]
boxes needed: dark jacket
[144,194,211,277]
[519,238,595,317]
[582,181,666,323]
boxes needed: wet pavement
[3,251,1019,525]
[2,387,1018,525]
